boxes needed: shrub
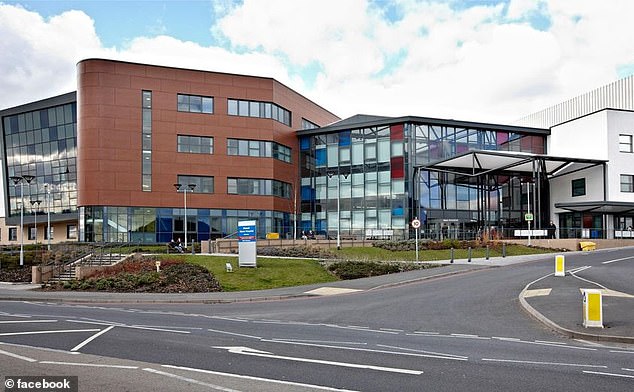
[328,260,421,280]
[258,245,337,259]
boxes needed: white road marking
[492,337,520,341]
[304,287,362,296]
[143,368,243,392]
[270,338,367,345]
[609,350,634,354]
[0,328,100,337]
[40,361,138,369]
[261,339,467,361]
[602,256,634,265]
[0,320,58,324]
[213,346,424,375]
[71,325,116,352]
[379,328,404,333]
[162,364,360,392]
[0,348,37,362]
[376,344,468,359]
[522,288,552,298]
[482,358,606,368]
[412,331,439,335]
[0,341,81,355]
[534,340,566,345]
[449,334,490,340]
[573,339,609,348]
[623,368,634,372]
[124,325,191,334]
[569,270,608,290]
[207,328,261,340]
[583,370,634,379]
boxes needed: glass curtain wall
[410,123,547,239]
[82,207,291,243]
[3,103,78,219]
[300,124,407,239]
[300,122,547,240]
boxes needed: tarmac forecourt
[1,248,633,344]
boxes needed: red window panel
[390,124,404,141]
[391,156,404,178]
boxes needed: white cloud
[1,0,634,125]
[0,4,104,106]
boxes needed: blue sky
[1,0,633,123]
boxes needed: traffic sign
[524,213,534,221]
[411,218,421,229]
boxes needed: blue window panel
[198,216,210,241]
[300,136,311,150]
[301,220,312,231]
[315,148,326,166]
[157,232,172,243]
[339,131,351,146]
[392,207,404,216]
[301,185,313,201]
[158,217,172,232]
[316,219,327,234]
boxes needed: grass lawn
[159,255,338,291]
[334,244,558,261]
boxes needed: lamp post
[9,175,35,266]
[44,184,51,250]
[30,200,42,244]
[174,183,196,249]
[327,171,348,250]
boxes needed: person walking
[548,221,557,239]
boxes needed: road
[1,249,633,391]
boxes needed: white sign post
[411,218,421,262]
[238,220,257,267]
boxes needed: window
[177,94,213,114]
[572,178,586,197]
[226,139,291,163]
[227,178,291,198]
[301,118,318,130]
[142,90,152,192]
[621,174,634,193]
[9,228,17,241]
[619,134,633,153]
[177,175,214,193]
[227,99,291,126]
[67,224,77,239]
[44,226,54,240]
[177,135,213,154]
[28,226,36,240]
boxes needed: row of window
[177,135,292,163]
[571,175,634,196]
[227,99,291,126]
[227,138,291,162]
[227,178,291,198]
[4,224,77,241]
[173,175,291,198]
[177,94,214,114]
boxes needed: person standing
[548,221,557,239]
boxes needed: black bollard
[502,242,506,258]
[468,247,472,262]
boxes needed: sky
[1,0,634,124]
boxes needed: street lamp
[9,175,35,266]
[174,183,196,249]
[327,171,349,250]
[30,200,42,244]
[44,184,51,251]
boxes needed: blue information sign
[238,221,257,242]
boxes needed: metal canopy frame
[412,150,608,233]
[554,201,634,214]
[416,150,606,179]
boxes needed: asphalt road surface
[1,250,633,391]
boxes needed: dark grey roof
[554,201,634,214]
[297,114,550,136]
[0,91,76,116]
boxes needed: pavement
[1,250,632,344]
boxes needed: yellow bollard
[582,289,603,328]
[554,255,565,277]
